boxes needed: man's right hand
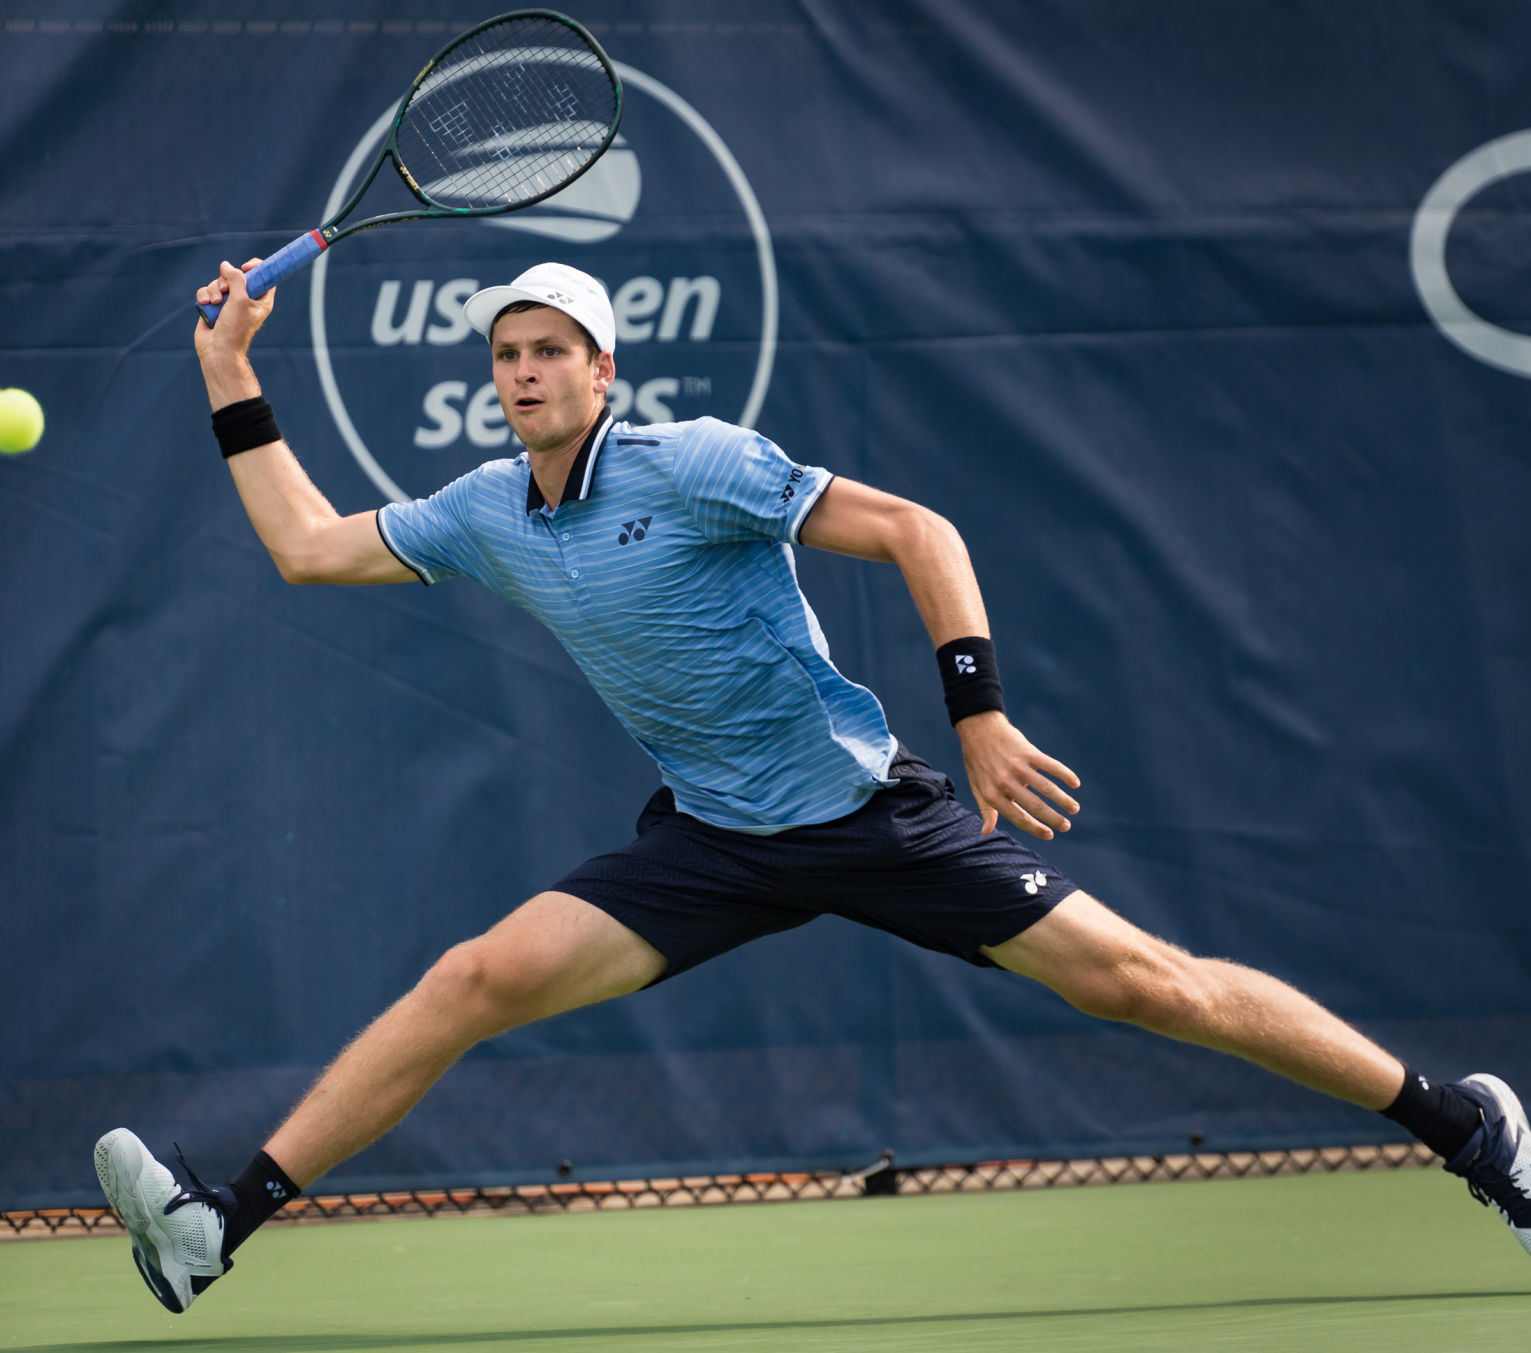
[194,259,274,407]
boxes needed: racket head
[386,10,622,218]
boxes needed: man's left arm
[799,476,1080,841]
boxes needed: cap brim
[463,285,552,339]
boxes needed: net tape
[3,1142,1436,1238]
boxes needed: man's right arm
[195,259,415,586]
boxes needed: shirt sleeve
[671,417,832,544]
[375,467,492,585]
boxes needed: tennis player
[95,259,1531,1313]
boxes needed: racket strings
[397,15,618,211]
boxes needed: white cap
[463,262,616,354]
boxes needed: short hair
[490,300,600,362]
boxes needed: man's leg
[982,889,1403,1107]
[96,891,666,1313]
[266,890,666,1186]
[983,890,1531,1257]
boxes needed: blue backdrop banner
[2,1,1529,1207]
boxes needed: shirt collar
[525,408,614,514]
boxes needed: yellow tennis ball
[0,389,44,455]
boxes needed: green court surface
[3,1170,1528,1352]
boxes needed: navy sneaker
[1443,1074,1531,1257]
[94,1129,233,1313]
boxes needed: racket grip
[196,229,328,327]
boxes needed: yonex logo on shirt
[618,516,653,545]
[954,654,976,675]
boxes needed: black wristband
[212,396,282,459]
[936,635,1005,726]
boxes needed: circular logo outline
[1411,129,1531,379]
[310,62,778,503]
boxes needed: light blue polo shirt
[377,412,898,831]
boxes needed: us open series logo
[311,64,778,503]
[1413,129,1531,381]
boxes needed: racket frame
[323,8,623,243]
[197,9,622,324]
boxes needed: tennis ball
[0,389,44,454]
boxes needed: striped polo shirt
[377,412,898,832]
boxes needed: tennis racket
[197,9,621,326]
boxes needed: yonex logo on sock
[618,516,652,545]
[1021,871,1048,895]
[955,654,976,675]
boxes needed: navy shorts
[551,746,1079,982]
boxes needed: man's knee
[414,935,538,1033]
[412,890,663,1034]
[1062,940,1213,1026]
[988,892,1215,1027]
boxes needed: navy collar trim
[525,408,614,514]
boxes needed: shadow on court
[18,1290,1531,1352]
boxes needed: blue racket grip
[196,229,328,326]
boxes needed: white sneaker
[94,1128,232,1313]
[1443,1074,1531,1257]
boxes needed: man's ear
[593,351,615,395]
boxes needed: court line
[11,1288,1529,1352]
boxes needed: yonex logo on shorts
[618,516,653,545]
[955,654,976,675]
[1021,871,1048,895]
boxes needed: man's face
[490,306,613,454]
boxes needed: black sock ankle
[221,1151,302,1255]
[1380,1066,1482,1161]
